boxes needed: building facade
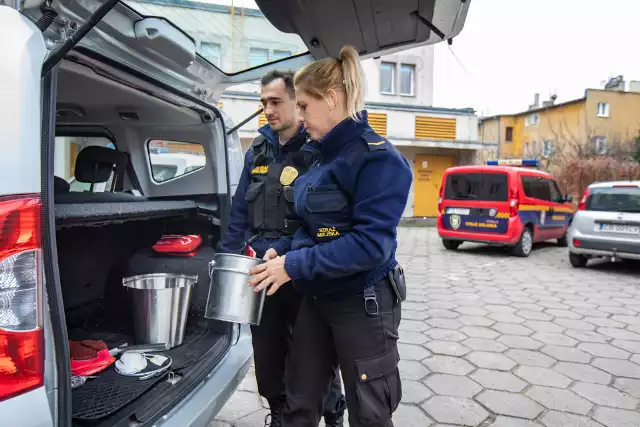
[129,0,492,218]
[480,78,640,164]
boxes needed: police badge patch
[450,214,462,230]
[280,166,299,186]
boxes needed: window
[54,136,115,192]
[548,180,564,203]
[597,102,610,118]
[248,47,269,68]
[505,127,513,142]
[592,136,607,155]
[586,186,640,213]
[525,113,540,127]
[272,50,292,61]
[542,140,554,157]
[444,173,509,202]
[525,142,530,156]
[521,176,552,201]
[200,42,221,67]
[147,140,206,183]
[380,62,395,94]
[399,64,415,96]
[532,140,537,156]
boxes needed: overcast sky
[432,0,640,117]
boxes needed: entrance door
[414,154,457,217]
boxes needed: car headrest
[54,176,70,194]
[74,146,128,188]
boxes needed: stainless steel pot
[123,273,198,349]
[205,253,266,325]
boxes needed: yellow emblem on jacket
[251,165,269,175]
[280,166,299,186]
[317,227,340,238]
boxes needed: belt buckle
[364,295,379,316]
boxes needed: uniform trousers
[282,279,402,427]
[250,282,345,418]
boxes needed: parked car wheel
[442,239,461,251]
[512,227,533,257]
[569,252,588,268]
[557,233,569,247]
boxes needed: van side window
[548,180,564,203]
[147,140,206,183]
[54,136,115,192]
[521,176,551,201]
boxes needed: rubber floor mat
[72,366,165,420]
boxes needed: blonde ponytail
[338,46,365,121]
[294,44,366,122]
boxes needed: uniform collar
[318,110,369,160]
[258,123,306,149]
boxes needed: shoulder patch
[360,131,388,151]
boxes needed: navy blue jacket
[217,123,307,257]
[274,111,412,298]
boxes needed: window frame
[398,63,415,96]
[199,41,222,67]
[597,102,610,118]
[379,61,396,95]
[542,140,554,158]
[592,136,607,155]
[248,47,270,68]
[505,126,514,142]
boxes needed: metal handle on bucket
[208,260,216,278]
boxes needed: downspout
[497,117,501,158]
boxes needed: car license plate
[596,223,640,234]
[447,208,470,215]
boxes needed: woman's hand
[249,256,291,296]
[263,248,278,261]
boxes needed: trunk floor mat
[70,321,222,421]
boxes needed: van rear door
[441,171,511,234]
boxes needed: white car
[568,181,640,267]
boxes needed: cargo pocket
[245,181,266,229]
[354,346,401,424]
[305,188,350,242]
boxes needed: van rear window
[586,187,640,213]
[444,173,509,201]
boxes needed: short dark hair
[261,70,296,99]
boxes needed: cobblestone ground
[212,227,640,427]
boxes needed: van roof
[444,165,554,178]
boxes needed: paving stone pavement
[211,227,640,427]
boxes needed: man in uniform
[217,70,346,427]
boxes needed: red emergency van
[437,160,575,257]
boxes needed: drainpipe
[497,117,501,159]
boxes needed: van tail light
[437,186,444,214]
[577,188,590,211]
[509,188,519,217]
[0,195,43,402]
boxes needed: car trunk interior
[53,57,232,426]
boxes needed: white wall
[362,46,435,106]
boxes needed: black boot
[264,399,284,427]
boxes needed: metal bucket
[205,253,266,325]
[123,273,198,349]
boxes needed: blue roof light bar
[487,159,540,168]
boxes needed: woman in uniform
[248,45,412,427]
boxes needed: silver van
[0,0,469,425]
[568,181,640,267]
